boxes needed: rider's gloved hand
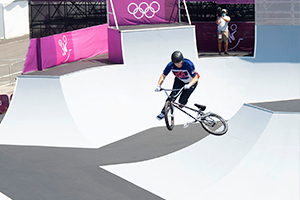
[155,85,162,92]
[184,84,192,90]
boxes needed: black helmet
[171,51,183,63]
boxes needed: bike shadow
[96,124,209,166]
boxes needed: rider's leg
[178,82,198,106]
[157,78,185,120]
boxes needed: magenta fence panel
[108,0,179,27]
[23,24,108,74]
[23,39,39,73]
[194,21,254,52]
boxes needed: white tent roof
[0,0,16,7]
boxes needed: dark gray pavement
[0,124,208,200]
[251,99,300,113]
[0,35,29,60]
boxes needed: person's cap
[221,9,227,13]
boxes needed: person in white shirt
[216,9,231,55]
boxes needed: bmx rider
[155,50,200,120]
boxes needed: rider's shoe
[156,113,165,120]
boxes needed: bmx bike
[159,87,228,136]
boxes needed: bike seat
[194,104,206,111]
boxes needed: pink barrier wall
[23,24,108,74]
[108,0,179,27]
[194,22,254,52]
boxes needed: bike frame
[161,87,210,123]
[160,87,228,135]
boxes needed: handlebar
[160,87,184,99]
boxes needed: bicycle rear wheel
[200,113,228,135]
[164,101,174,131]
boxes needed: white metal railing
[181,0,191,25]
[107,0,119,29]
[0,59,25,87]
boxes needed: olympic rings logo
[127,1,160,19]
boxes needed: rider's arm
[216,17,220,24]
[188,74,199,88]
[158,74,166,86]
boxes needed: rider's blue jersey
[163,58,199,84]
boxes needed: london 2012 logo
[127,1,160,19]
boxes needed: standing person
[155,50,200,120]
[216,9,231,55]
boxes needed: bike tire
[200,113,228,135]
[164,101,174,131]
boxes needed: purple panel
[109,0,178,26]
[108,28,123,64]
[194,21,254,52]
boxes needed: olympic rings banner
[108,0,179,26]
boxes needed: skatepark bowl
[0,20,299,200]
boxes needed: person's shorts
[218,31,229,43]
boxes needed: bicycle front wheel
[200,113,228,135]
[164,101,174,131]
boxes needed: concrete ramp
[198,112,299,200]
[0,76,93,148]
[102,104,300,200]
[120,24,198,65]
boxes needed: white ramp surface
[199,113,300,200]
[0,76,93,148]
[120,24,198,65]
[102,105,300,200]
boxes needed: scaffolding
[29,0,107,38]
